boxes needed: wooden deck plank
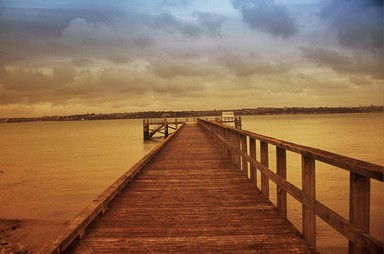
[65,123,317,253]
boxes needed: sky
[0,0,383,117]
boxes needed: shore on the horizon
[1,105,382,123]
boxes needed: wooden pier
[39,120,383,254]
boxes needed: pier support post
[260,141,269,198]
[241,135,248,178]
[276,147,287,217]
[349,173,370,254]
[302,155,316,247]
[249,137,257,187]
[235,133,241,168]
[230,131,236,164]
[143,120,150,140]
[225,128,232,158]
[235,116,242,129]
[164,119,169,139]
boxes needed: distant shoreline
[1,105,382,123]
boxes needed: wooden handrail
[200,119,383,181]
[198,118,383,254]
[38,123,186,254]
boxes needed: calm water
[0,114,383,253]
[0,119,161,251]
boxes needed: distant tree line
[1,105,382,123]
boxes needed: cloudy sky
[0,0,383,117]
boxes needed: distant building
[220,111,242,129]
[222,111,235,122]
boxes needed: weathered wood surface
[65,123,317,253]
[198,119,383,253]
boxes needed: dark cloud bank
[232,0,298,38]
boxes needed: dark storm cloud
[216,54,291,77]
[149,12,226,38]
[0,64,208,106]
[320,0,383,51]
[0,65,77,104]
[232,0,298,38]
[151,13,202,37]
[0,3,121,39]
[300,47,354,72]
[107,55,132,64]
[131,36,155,48]
[300,0,383,80]
[195,12,226,38]
[0,2,225,66]
[71,57,92,67]
[149,58,218,79]
[0,3,125,64]
[301,46,384,80]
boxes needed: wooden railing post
[235,132,241,168]
[260,141,269,198]
[249,137,257,187]
[143,119,149,140]
[230,130,236,164]
[226,128,232,159]
[302,155,316,247]
[349,172,370,254]
[241,135,248,178]
[276,147,287,217]
[164,119,169,138]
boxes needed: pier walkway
[63,123,317,253]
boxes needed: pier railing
[198,118,383,254]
